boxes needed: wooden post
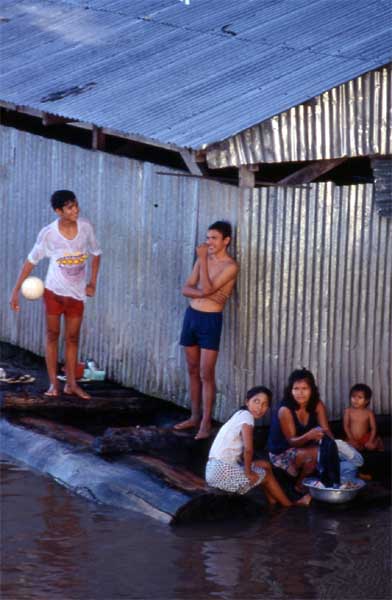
[180,149,204,176]
[92,126,106,150]
[239,165,257,188]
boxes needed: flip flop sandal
[2,374,36,384]
[19,375,36,383]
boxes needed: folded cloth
[335,439,364,466]
[318,435,341,487]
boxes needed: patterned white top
[28,217,101,301]
[208,410,254,464]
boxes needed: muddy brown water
[1,344,391,599]
[1,455,391,600]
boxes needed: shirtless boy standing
[343,383,384,451]
[175,221,239,440]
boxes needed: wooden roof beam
[278,157,347,184]
[42,113,77,126]
[180,149,204,176]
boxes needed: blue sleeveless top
[268,403,319,454]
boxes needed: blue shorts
[180,306,223,351]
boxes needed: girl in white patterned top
[206,386,311,507]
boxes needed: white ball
[21,276,45,300]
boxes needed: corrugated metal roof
[1,0,391,149]
[207,65,392,167]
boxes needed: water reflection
[1,456,391,600]
[35,482,87,590]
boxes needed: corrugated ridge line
[207,65,392,167]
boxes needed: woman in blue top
[268,368,333,491]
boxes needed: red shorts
[357,432,371,448]
[44,288,84,318]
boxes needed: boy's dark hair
[282,367,321,413]
[350,383,372,403]
[51,190,76,210]
[208,221,232,240]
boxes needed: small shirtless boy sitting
[344,383,384,451]
[175,221,239,440]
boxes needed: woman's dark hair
[282,368,320,413]
[233,385,272,415]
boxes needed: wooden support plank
[18,418,208,493]
[92,126,106,150]
[278,157,347,185]
[180,149,204,176]
[18,416,94,446]
[42,113,76,126]
[155,171,307,187]
[1,392,154,414]
[130,455,209,493]
[195,150,207,163]
[239,165,256,188]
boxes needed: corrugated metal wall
[372,157,392,216]
[207,64,392,168]
[1,126,391,419]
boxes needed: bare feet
[64,384,91,400]
[173,418,200,431]
[294,482,307,494]
[44,384,59,397]
[358,472,372,481]
[194,426,211,440]
[265,497,277,506]
[295,494,312,506]
[287,465,298,478]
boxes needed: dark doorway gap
[0,109,187,170]
[207,157,374,186]
[0,108,376,185]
